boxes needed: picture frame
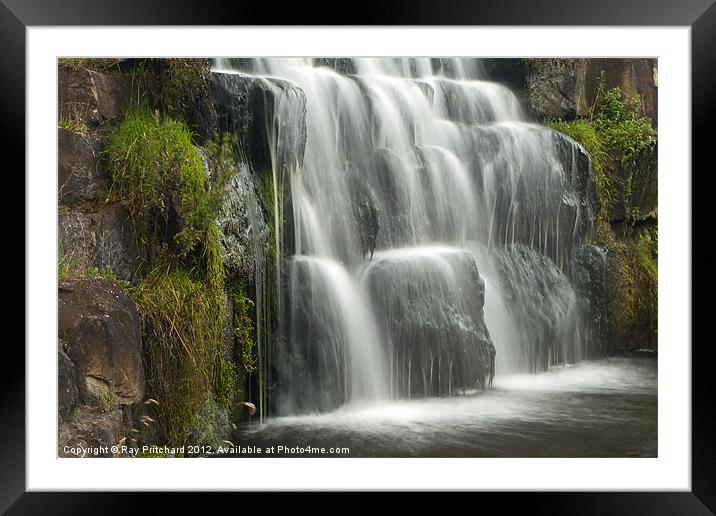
[7,0,709,510]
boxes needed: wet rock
[212,71,306,260]
[607,145,658,222]
[346,163,380,260]
[58,203,139,281]
[58,277,144,406]
[570,244,609,356]
[492,244,581,370]
[211,71,307,177]
[58,63,130,130]
[217,162,270,282]
[363,248,495,396]
[58,128,107,207]
[313,58,356,75]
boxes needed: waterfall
[212,58,598,417]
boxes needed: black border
[7,0,710,512]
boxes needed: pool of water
[228,357,657,457]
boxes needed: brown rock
[58,344,78,418]
[58,63,129,130]
[58,277,144,406]
[58,128,107,207]
[585,58,658,126]
[58,203,139,281]
[58,406,127,457]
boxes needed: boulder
[58,344,79,418]
[362,248,495,397]
[58,277,144,406]
[58,203,138,281]
[211,71,306,178]
[492,244,580,370]
[58,128,107,207]
[58,63,129,130]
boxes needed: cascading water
[212,58,599,418]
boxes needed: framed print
[7,0,711,511]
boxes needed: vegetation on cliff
[105,104,245,446]
[547,71,658,350]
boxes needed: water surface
[231,357,656,457]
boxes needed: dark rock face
[58,406,127,457]
[363,249,495,397]
[58,277,144,406]
[58,63,129,130]
[313,58,356,75]
[58,128,107,207]
[492,244,581,370]
[212,71,307,261]
[346,163,380,261]
[217,162,270,282]
[607,145,658,223]
[570,245,609,356]
[58,344,79,418]
[211,71,307,177]
[58,203,138,281]
[527,59,589,121]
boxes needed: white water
[213,58,597,416]
[239,358,657,457]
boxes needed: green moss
[231,285,257,374]
[130,59,217,141]
[106,106,229,267]
[519,58,543,73]
[58,249,127,287]
[106,103,240,445]
[547,71,658,350]
[128,263,224,446]
[58,114,90,134]
[605,229,658,350]
[546,119,613,213]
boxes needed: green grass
[129,264,227,446]
[605,231,658,349]
[106,106,229,266]
[58,58,125,73]
[546,118,613,213]
[546,70,658,349]
[105,104,243,446]
[232,285,257,375]
[58,114,90,134]
[546,70,657,228]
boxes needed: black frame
[6,0,710,511]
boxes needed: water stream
[211,58,655,456]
